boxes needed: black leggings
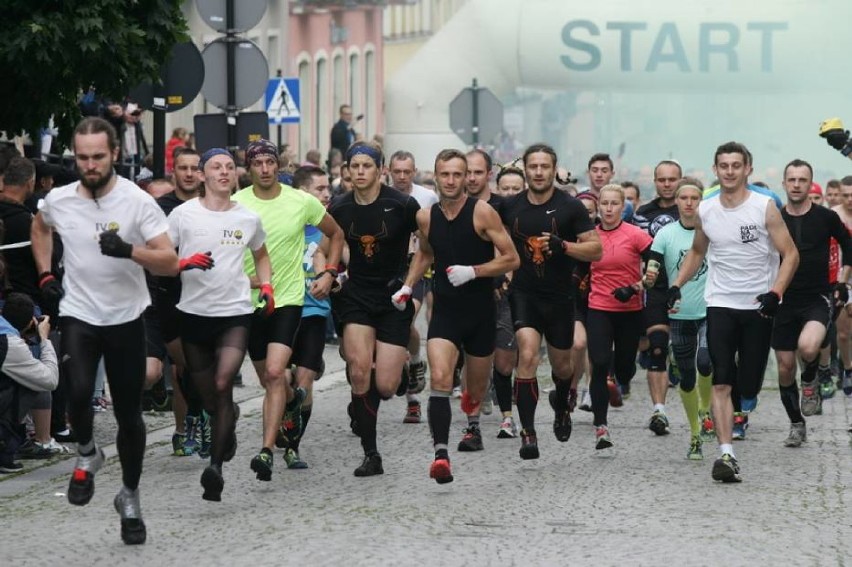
[180,313,251,466]
[706,307,772,399]
[586,309,643,427]
[61,316,147,490]
[669,318,712,392]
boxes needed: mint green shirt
[651,221,708,320]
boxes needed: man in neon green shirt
[232,139,344,481]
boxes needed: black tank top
[428,196,494,299]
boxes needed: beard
[78,164,114,192]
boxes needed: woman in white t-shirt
[168,148,273,502]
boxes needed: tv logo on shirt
[739,224,758,243]
[95,221,120,232]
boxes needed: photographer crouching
[0,293,59,472]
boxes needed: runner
[831,176,852,397]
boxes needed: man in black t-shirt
[775,159,852,446]
[499,144,602,460]
[328,141,420,477]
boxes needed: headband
[345,145,382,168]
[199,148,232,169]
[246,139,278,163]
[676,184,702,196]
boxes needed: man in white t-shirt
[671,141,799,483]
[388,150,438,423]
[30,117,179,545]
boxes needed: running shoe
[172,432,189,456]
[250,450,273,481]
[800,381,822,417]
[460,390,480,415]
[397,363,410,397]
[481,394,493,416]
[687,435,703,460]
[68,445,105,506]
[619,380,631,400]
[519,429,539,460]
[607,376,623,407]
[595,425,613,450]
[354,452,383,477]
[198,412,212,459]
[408,360,427,394]
[818,367,836,399]
[578,389,592,412]
[114,487,146,544]
[783,422,807,448]
[16,438,58,459]
[699,412,715,441]
[53,428,76,443]
[429,457,453,484]
[403,401,421,424]
[648,411,670,436]
[182,414,201,456]
[284,448,309,469]
[451,386,462,399]
[497,416,517,438]
[740,396,759,413]
[0,458,23,474]
[711,453,742,483]
[200,464,224,501]
[457,424,484,452]
[281,387,307,446]
[843,370,852,397]
[548,392,572,442]
[732,412,748,440]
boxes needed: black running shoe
[68,447,105,506]
[457,424,484,452]
[250,451,273,482]
[201,464,224,501]
[519,429,540,460]
[711,454,742,483]
[553,409,572,442]
[354,452,384,477]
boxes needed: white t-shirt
[700,191,779,310]
[168,198,266,317]
[410,183,438,209]
[40,177,169,325]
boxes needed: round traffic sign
[129,41,204,112]
[196,0,267,33]
[200,38,269,111]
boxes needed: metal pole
[153,108,166,179]
[471,77,479,147]
[226,0,237,151]
[276,69,283,149]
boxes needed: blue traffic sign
[265,78,300,124]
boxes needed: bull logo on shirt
[349,222,387,260]
[513,218,558,277]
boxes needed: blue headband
[199,148,232,169]
[345,145,382,167]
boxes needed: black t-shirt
[485,192,505,217]
[0,199,39,301]
[500,189,594,300]
[635,198,679,289]
[329,185,420,290]
[782,205,852,302]
[151,190,190,301]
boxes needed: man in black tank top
[499,144,602,460]
[395,149,518,484]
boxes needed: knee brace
[647,330,669,371]
[696,348,712,377]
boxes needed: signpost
[449,78,504,146]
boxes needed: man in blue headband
[328,140,421,477]
[232,139,344,483]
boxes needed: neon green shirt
[232,183,327,307]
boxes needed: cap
[809,182,823,196]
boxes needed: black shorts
[428,296,496,357]
[771,296,832,351]
[411,278,427,304]
[156,295,181,344]
[509,289,575,350]
[143,305,166,361]
[331,282,414,347]
[247,305,303,361]
[706,307,772,397]
[291,315,328,372]
[495,295,516,351]
[574,296,589,324]
[643,288,669,329]
[179,311,253,346]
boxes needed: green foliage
[0,0,188,145]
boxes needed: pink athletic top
[589,221,653,312]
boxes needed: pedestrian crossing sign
[265,78,300,124]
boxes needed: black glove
[612,286,637,303]
[38,272,64,304]
[832,282,849,307]
[756,291,781,317]
[547,233,567,256]
[99,230,133,258]
[666,285,681,310]
[825,129,850,151]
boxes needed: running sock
[779,383,804,424]
[78,439,95,456]
[261,447,272,457]
[697,373,713,414]
[427,393,451,447]
[719,443,735,458]
[353,388,380,454]
[493,369,513,414]
[514,377,539,433]
[466,414,480,428]
[801,357,819,384]
[553,373,571,413]
[406,393,419,403]
[653,403,666,414]
[678,386,700,437]
[410,352,421,365]
[435,447,449,460]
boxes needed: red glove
[179,251,214,272]
[258,283,275,317]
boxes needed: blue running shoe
[741,396,758,413]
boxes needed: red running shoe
[607,376,623,408]
[429,458,454,484]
